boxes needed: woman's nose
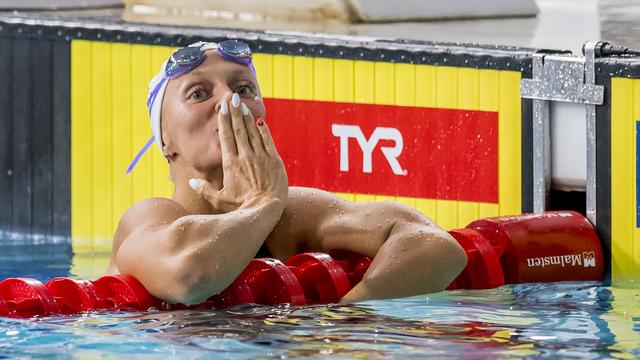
[214,89,234,114]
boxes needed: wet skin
[106,52,467,305]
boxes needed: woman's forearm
[134,196,284,304]
[340,223,467,302]
[172,198,284,303]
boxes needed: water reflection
[0,251,638,359]
[20,282,633,359]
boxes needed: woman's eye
[235,85,253,97]
[189,89,207,101]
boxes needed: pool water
[0,248,639,359]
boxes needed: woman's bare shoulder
[107,197,187,274]
[113,198,189,249]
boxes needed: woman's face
[161,51,265,173]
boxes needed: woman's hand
[190,93,288,211]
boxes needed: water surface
[0,250,638,359]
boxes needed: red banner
[266,98,499,203]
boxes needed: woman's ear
[162,140,177,162]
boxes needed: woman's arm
[337,206,467,302]
[273,187,467,302]
[110,96,288,305]
[112,195,284,305]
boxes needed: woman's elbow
[444,234,467,278]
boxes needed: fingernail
[231,93,240,108]
[256,116,264,126]
[188,178,203,191]
[220,101,228,115]
[241,103,249,116]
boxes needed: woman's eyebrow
[190,66,253,80]
[177,67,256,93]
[178,75,210,92]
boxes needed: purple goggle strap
[126,135,155,175]
[125,75,168,175]
[146,75,168,115]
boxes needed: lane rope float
[0,211,604,318]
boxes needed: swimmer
[106,40,467,305]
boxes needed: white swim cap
[148,60,170,154]
[124,60,170,175]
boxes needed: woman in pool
[106,40,467,305]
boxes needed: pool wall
[0,35,71,244]
[0,14,535,255]
[598,59,640,286]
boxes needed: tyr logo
[331,124,407,176]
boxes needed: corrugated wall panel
[0,37,70,243]
[70,41,523,253]
[610,77,640,285]
[71,39,94,251]
[52,41,72,239]
[31,39,54,239]
[12,39,33,235]
[0,37,13,235]
[71,41,174,252]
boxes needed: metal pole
[532,54,550,214]
[583,41,598,226]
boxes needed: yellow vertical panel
[633,80,640,278]
[611,78,633,283]
[620,79,635,280]
[334,59,354,102]
[355,194,376,203]
[111,43,133,250]
[335,193,355,202]
[91,42,114,245]
[313,58,334,102]
[414,199,436,223]
[498,71,522,216]
[374,62,395,105]
[71,253,111,279]
[253,53,274,98]
[395,63,416,106]
[478,69,500,218]
[354,61,374,104]
[414,65,437,221]
[150,46,175,200]
[130,45,154,204]
[273,55,293,99]
[456,68,480,227]
[435,66,458,230]
[395,197,416,210]
[71,40,94,252]
[375,196,397,203]
[415,65,437,107]
[293,56,314,100]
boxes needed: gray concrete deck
[2,0,636,53]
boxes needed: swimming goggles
[127,40,257,175]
